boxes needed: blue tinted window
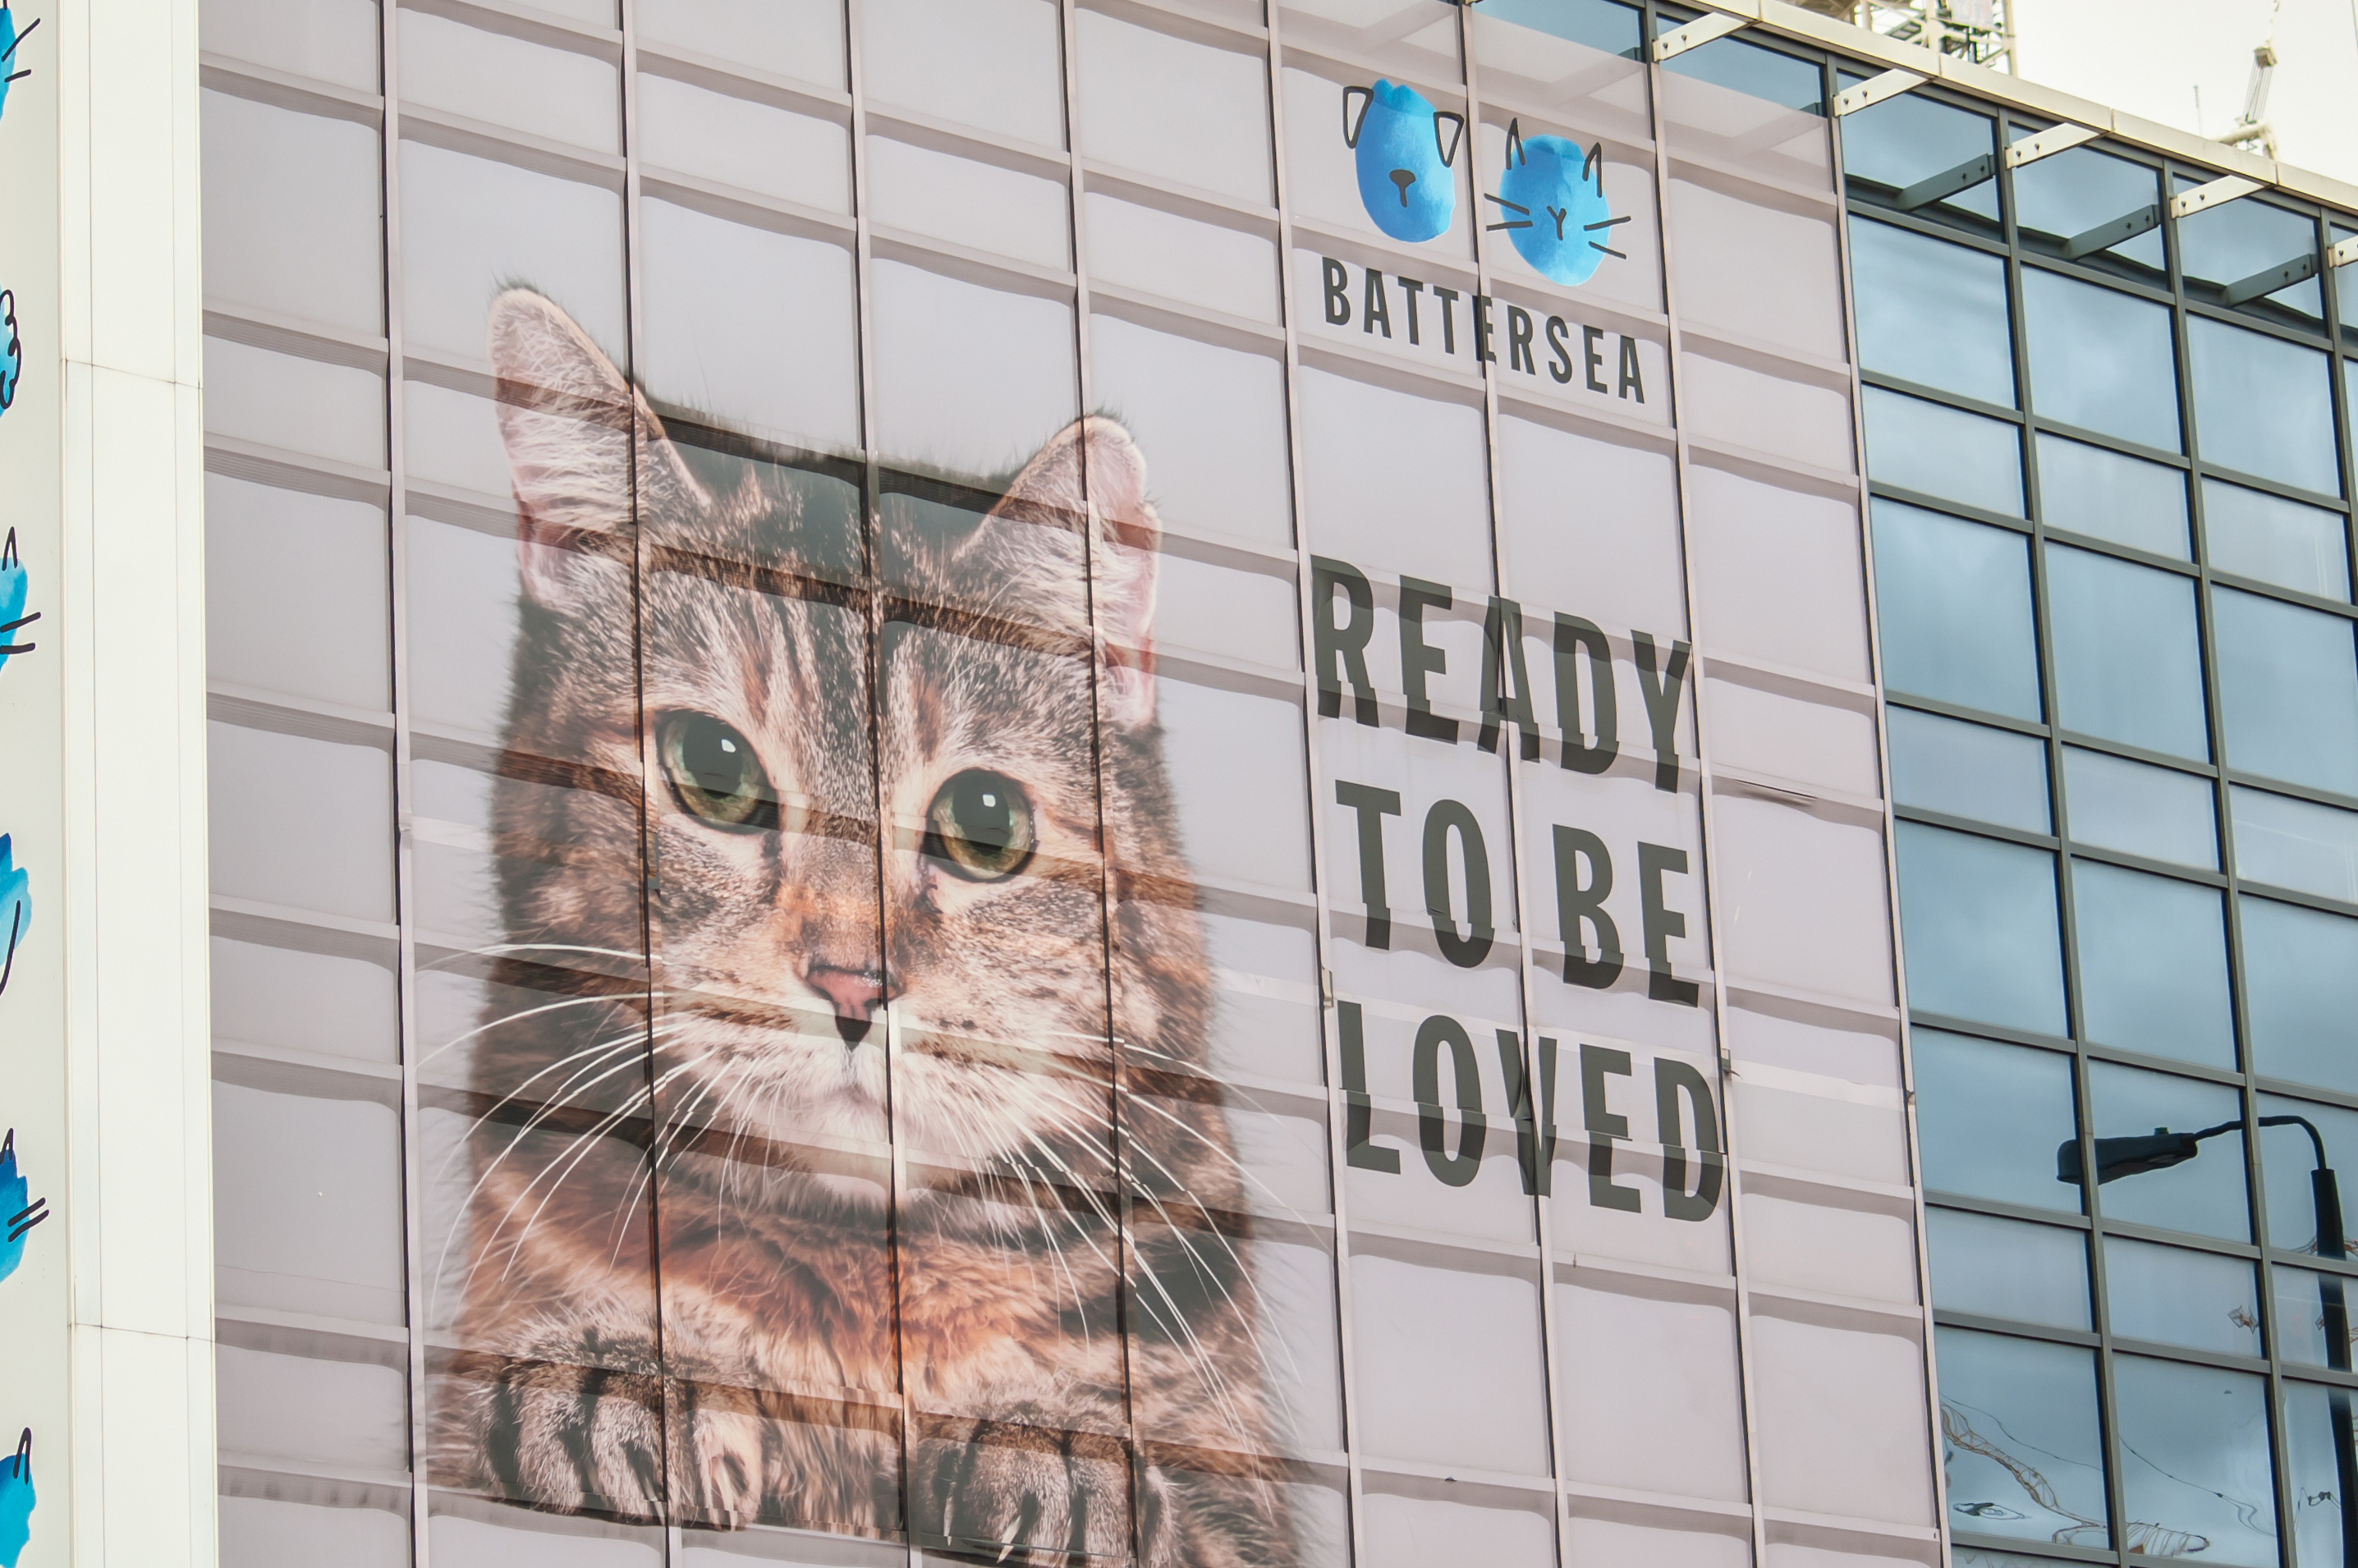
[2188,315,2342,497]
[2087,1062,2246,1241]
[1896,823,2066,1034]
[2288,1382,2358,1568]
[2111,1358,2277,1566]
[2070,860,2233,1069]
[2201,478,2351,599]
[1872,501,2039,718]
[2045,545,2209,760]
[2035,433,2188,558]
[1470,0,1641,54]
[2101,1236,2259,1355]
[1934,1328,2108,1546]
[2062,747,2214,868]
[1851,219,2014,405]
[1839,92,1997,222]
[2255,1094,2358,1253]
[2012,145,2163,272]
[1890,708,2050,832]
[1927,1209,2089,1327]
[2241,898,2358,1095]
[2230,786,2358,902]
[1914,1030,2079,1209]
[1863,387,2025,516]
[2179,194,2322,320]
[2021,268,2180,452]
[2211,585,2358,794]
[1660,34,1823,112]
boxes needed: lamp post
[2057,1113,2356,1566]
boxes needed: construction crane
[1787,0,2016,71]
[2213,9,2280,158]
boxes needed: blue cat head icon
[0,1430,31,1568]
[0,1131,46,1286]
[0,836,26,997]
[0,530,36,673]
[1485,122,1627,287]
[1344,80,1465,243]
[0,8,34,130]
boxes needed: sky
[2010,0,2358,186]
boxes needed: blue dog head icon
[1344,80,1464,243]
[1486,121,1628,287]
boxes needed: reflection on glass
[1839,91,1997,223]
[2021,268,2180,452]
[2011,145,2163,272]
[2179,193,2323,319]
[1863,387,2025,516]
[1926,1208,2090,1327]
[2062,747,2214,868]
[1474,0,1643,54]
[2071,860,2233,1067]
[1871,501,2040,718]
[1890,708,2050,832]
[1915,1031,2080,1210]
[2112,1355,2278,1566]
[1895,825,2066,1035]
[2101,1236,2260,1355]
[2243,900,2358,1094]
[1851,219,2014,405]
[2044,544,2209,761]
[2284,1381,2356,1568]
[2274,1268,2358,1367]
[2087,1061,2247,1241]
[2212,585,2358,794]
[2202,478,2351,600]
[2231,786,2358,903]
[2189,315,2342,497]
[2035,433,2189,558]
[1658,34,1822,112]
[1934,1327,2108,1547]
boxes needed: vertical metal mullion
[834,2,910,1560]
[378,1,434,1560]
[1452,15,1569,1563]
[1832,76,1953,1568]
[1260,2,1370,1561]
[1645,38,1768,1568]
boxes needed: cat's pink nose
[806,964,891,1047]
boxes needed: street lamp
[2057,1114,2356,1566]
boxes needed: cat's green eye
[925,770,1035,882]
[659,712,775,831]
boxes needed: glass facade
[1848,80,2358,1568]
[181,1,2358,1567]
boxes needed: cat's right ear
[488,290,639,612]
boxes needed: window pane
[1862,386,2024,516]
[2100,1236,2260,1355]
[1085,195,1276,321]
[1926,1208,2089,1327]
[2071,860,2232,1068]
[2012,144,2163,273]
[2181,194,2323,320]
[2273,1268,2358,1367]
[634,76,851,211]
[1915,1030,2079,1210]
[2112,1357,2278,1567]
[213,1080,405,1323]
[869,259,1076,479]
[200,90,383,332]
[635,0,845,87]
[2242,897,2358,1094]
[1871,501,2039,718]
[1934,1327,2108,1547]
[200,0,378,90]
[2190,314,2342,497]
[2258,1094,2358,1256]
[2021,268,2180,452]
[204,475,390,713]
[2035,431,2188,558]
[1839,91,1997,223]
[2062,747,2215,868]
[398,10,617,152]
[204,338,385,470]
[2231,786,2358,902]
[1851,218,2013,405]
[1074,10,1269,204]
[2045,544,2209,760]
[2088,1061,2246,1241]
[2212,585,2358,794]
[399,143,626,364]
[1890,708,2050,832]
[2284,1380,2358,1568]
[1894,823,2066,1035]
[865,135,1069,269]
[861,0,1064,147]
[2202,477,2351,600]
[1661,34,1822,112]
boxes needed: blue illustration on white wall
[1484,121,1630,287]
[0,1430,32,1568]
[0,1133,45,1286]
[0,289,18,415]
[1343,80,1465,243]
[0,837,26,997]
[0,531,37,672]
[0,7,34,128]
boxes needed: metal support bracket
[1651,11,1743,64]
[2169,173,2260,221]
[2003,121,2099,169]
[1832,68,1921,117]
[2329,234,2358,270]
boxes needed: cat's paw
[459,1341,668,1519]
[912,1418,1173,1566]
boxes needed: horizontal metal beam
[1832,67,1922,117]
[2169,173,2260,220]
[2004,121,2099,169]
[1651,11,1744,63]
[2330,234,2358,270]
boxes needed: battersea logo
[1343,80,1465,242]
[1486,120,1629,287]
